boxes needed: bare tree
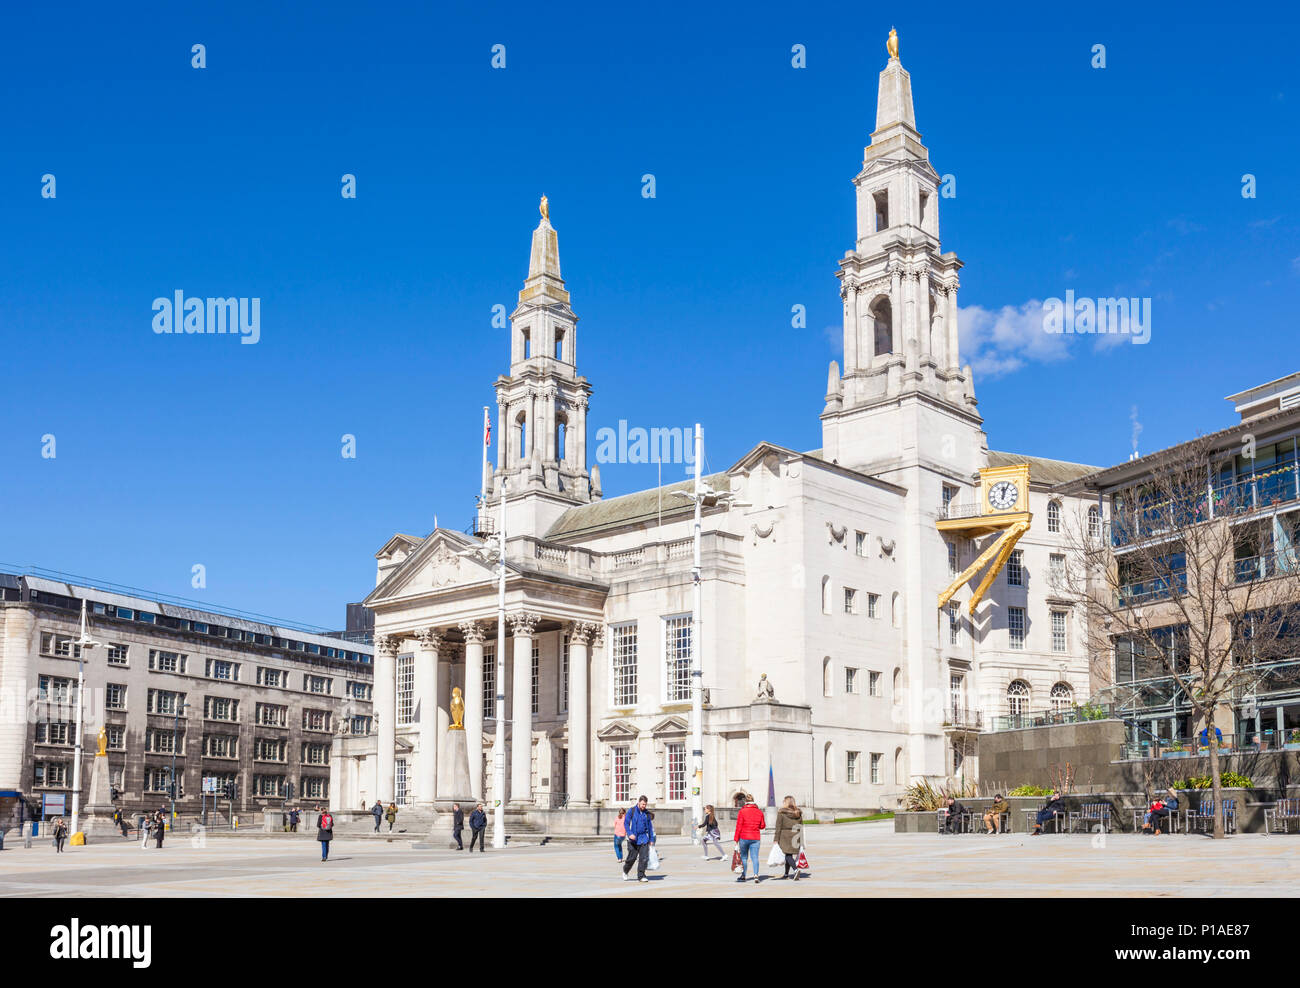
[1062,435,1300,838]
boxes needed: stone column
[567,622,601,807]
[375,635,400,803]
[545,387,557,464]
[889,266,903,355]
[842,286,857,376]
[509,611,540,804]
[414,629,442,806]
[496,398,507,471]
[460,622,486,800]
[575,399,588,473]
[946,285,961,371]
[917,272,932,359]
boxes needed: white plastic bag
[647,845,661,870]
[767,842,784,868]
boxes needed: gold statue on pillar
[449,686,465,730]
[96,725,108,757]
[539,195,549,222]
[887,27,899,60]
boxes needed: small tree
[1063,436,1300,839]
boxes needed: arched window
[556,413,568,464]
[514,410,529,464]
[1088,505,1101,539]
[1050,682,1073,713]
[894,747,904,786]
[891,591,902,629]
[1047,500,1061,533]
[821,576,832,616]
[823,741,835,783]
[823,657,833,698]
[892,667,902,703]
[1007,680,1030,717]
[871,297,893,356]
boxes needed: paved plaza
[1,822,1297,897]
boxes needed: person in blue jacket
[621,795,656,883]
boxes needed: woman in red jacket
[733,799,767,882]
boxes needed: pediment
[651,716,689,737]
[596,720,639,741]
[366,530,495,603]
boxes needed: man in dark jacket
[942,796,969,834]
[371,800,383,833]
[1031,791,1065,835]
[468,803,487,852]
[621,795,657,883]
[451,803,465,850]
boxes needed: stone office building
[336,35,1098,819]
[0,571,373,830]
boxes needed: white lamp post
[69,599,101,836]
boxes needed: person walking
[699,804,725,860]
[468,803,487,852]
[153,809,165,849]
[317,807,335,861]
[385,802,398,832]
[140,813,151,849]
[289,808,301,833]
[53,817,68,853]
[621,795,656,883]
[452,803,465,851]
[613,808,627,862]
[371,799,384,833]
[732,797,766,883]
[774,796,803,880]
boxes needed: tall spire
[873,30,918,140]
[522,195,568,305]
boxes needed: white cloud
[958,300,1071,378]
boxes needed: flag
[484,407,491,446]
[767,762,776,807]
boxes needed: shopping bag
[767,842,784,868]
[730,848,741,872]
[795,849,809,872]
[647,845,661,870]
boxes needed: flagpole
[481,406,490,510]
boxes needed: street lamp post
[69,600,101,837]
[673,424,749,844]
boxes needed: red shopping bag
[730,848,742,872]
[795,849,809,872]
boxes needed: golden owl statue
[450,686,465,730]
[887,28,899,61]
[539,195,549,222]
[96,725,108,757]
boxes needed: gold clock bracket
[937,519,1031,614]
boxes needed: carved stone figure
[755,674,776,702]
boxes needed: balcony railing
[939,500,982,521]
[1116,570,1187,606]
[1121,729,1300,761]
[986,704,1115,732]
[943,706,983,731]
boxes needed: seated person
[1141,790,1178,833]
[942,796,969,834]
[1030,791,1064,835]
[984,794,1010,834]
[1198,725,1224,751]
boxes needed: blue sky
[2,1,1298,626]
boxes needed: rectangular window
[203,734,237,758]
[1049,553,1066,587]
[950,673,964,715]
[867,593,879,619]
[204,696,237,721]
[845,667,859,694]
[1007,550,1024,586]
[347,680,372,700]
[667,742,686,801]
[560,636,569,714]
[483,645,496,719]
[37,763,70,788]
[106,724,125,750]
[302,709,331,732]
[149,649,186,674]
[613,746,631,802]
[664,615,692,703]
[846,751,860,784]
[948,542,958,577]
[395,759,408,806]
[148,689,185,715]
[105,683,127,710]
[844,588,857,614]
[868,671,881,697]
[106,643,129,665]
[1008,607,1026,650]
[301,742,330,765]
[1052,610,1068,654]
[305,674,332,695]
[855,531,867,556]
[257,667,284,688]
[611,623,638,707]
[350,715,372,735]
[396,653,414,724]
[35,722,75,745]
[146,728,180,754]
[870,752,882,785]
[255,737,286,761]
[256,703,287,727]
[40,633,82,659]
[208,659,237,681]
[531,643,539,715]
[948,602,960,645]
[38,675,77,704]
[301,777,328,799]
[942,484,959,514]
[253,775,285,798]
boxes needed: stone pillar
[496,398,507,471]
[946,285,961,371]
[575,399,588,473]
[841,286,857,376]
[414,629,442,805]
[917,273,932,359]
[509,611,539,804]
[567,622,601,807]
[545,388,557,464]
[460,622,486,800]
[375,635,400,803]
[889,266,903,355]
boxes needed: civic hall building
[336,39,1100,819]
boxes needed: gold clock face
[987,480,1019,511]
